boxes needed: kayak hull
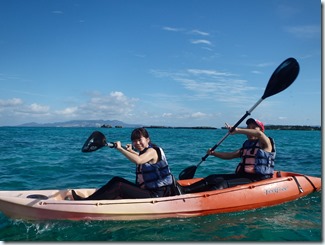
[0,171,321,221]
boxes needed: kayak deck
[0,171,321,221]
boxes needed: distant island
[265,125,321,131]
[13,120,217,129]
[16,120,142,128]
[100,124,123,128]
[221,125,321,131]
[144,125,217,129]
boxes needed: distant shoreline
[144,126,217,130]
[3,119,321,131]
[2,125,321,131]
[139,125,322,131]
[221,125,321,131]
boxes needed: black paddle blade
[179,165,197,180]
[81,131,107,152]
[262,57,299,100]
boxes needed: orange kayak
[0,171,321,221]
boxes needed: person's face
[246,123,261,140]
[132,136,150,151]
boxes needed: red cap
[246,118,265,132]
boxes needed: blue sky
[0,0,321,127]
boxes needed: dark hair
[131,128,157,147]
[131,128,150,141]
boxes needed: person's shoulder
[147,146,160,155]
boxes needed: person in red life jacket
[72,128,177,200]
[181,118,276,193]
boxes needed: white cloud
[162,113,173,118]
[284,25,320,39]
[0,98,53,125]
[187,69,234,77]
[191,112,206,118]
[55,107,78,116]
[0,92,139,125]
[190,29,210,36]
[251,70,262,74]
[0,98,23,106]
[28,103,50,114]
[255,62,274,68]
[190,39,212,45]
[151,68,258,107]
[77,91,138,119]
[162,26,183,32]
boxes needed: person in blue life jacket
[180,118,276,194]
[72,128,177,200]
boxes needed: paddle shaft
[197,97,263,167]
[107,142,115,148]
[107,142,127,150]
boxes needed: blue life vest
[236,137,276,176]
[136,146,173,190]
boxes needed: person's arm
[125,144,138,155]
[227,125,272,152]
[115,141,158,164]
[208,149,241,159]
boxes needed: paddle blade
[81,131,107,152]
[178,165,197,180]
[262,57,299,100]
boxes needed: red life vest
[236,137,276,175]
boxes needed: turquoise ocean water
[0,127,321,241]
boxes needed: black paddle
[81,131,119,152]
[178,57,300,180]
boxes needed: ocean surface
[0,127,321,241]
